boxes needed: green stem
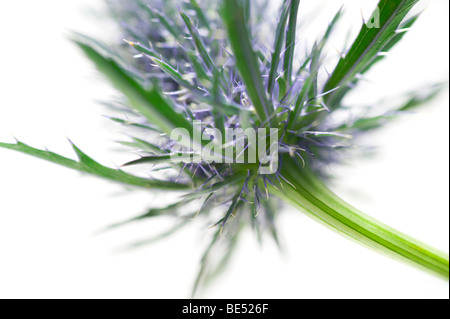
[274,158,449,279]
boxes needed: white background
[0,0,448,299]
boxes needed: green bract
[1,0,448,295]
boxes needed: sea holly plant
[0,0,448,295]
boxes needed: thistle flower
[0,0,448,296]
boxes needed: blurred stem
[273,158,449,279]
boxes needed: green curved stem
[274,159,449,279]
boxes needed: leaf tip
[123,39,136,47]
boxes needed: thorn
[264,180,270,200]
[295,152,306,168]
[395,28,410,34]
[191,208,201,220]
[192,165,200,178]
[333,45,345,59]
[10,134,19,143]
[360,8,366,24]
[123,39,136,47]
[219,226,226,238]
[275,173,284,189]
[176,163,187,183]
[208,221,220,230]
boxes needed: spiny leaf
[199,227,243,293]
[180,10,218,75]
[287,8,343,130]
[262,200,282,249]
[192,230,220,297]
[123,39,158,58]
[122,153,195,167]
[107,116,159,132]
[72,32,130,68]
[220,195,241,230]
[75,41,193,136]
[211,71,226,138]
[98,200,192,233]
[186,50,210,82]
[125,37,248,120]
[74,40,213,153]
[302,131,352,139]
[267,0,291,96]
[147,6,183,41]
[118,137,167,154]
[288,43,323,130]
[361,14,420,74]
[0,140,189,190]
[328,14,420,105]
[125,42,250,120]
[288,55,320,130]
[187,0,212,32]
[221,0,275,126]
[285,8,343,130]
[283,0,300,85]
[339,84,445,131]
[324,0,419,107]
[195,193,215,219]
[150,57,198,91]
[182,175,246,200]
[122,219,193,250]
